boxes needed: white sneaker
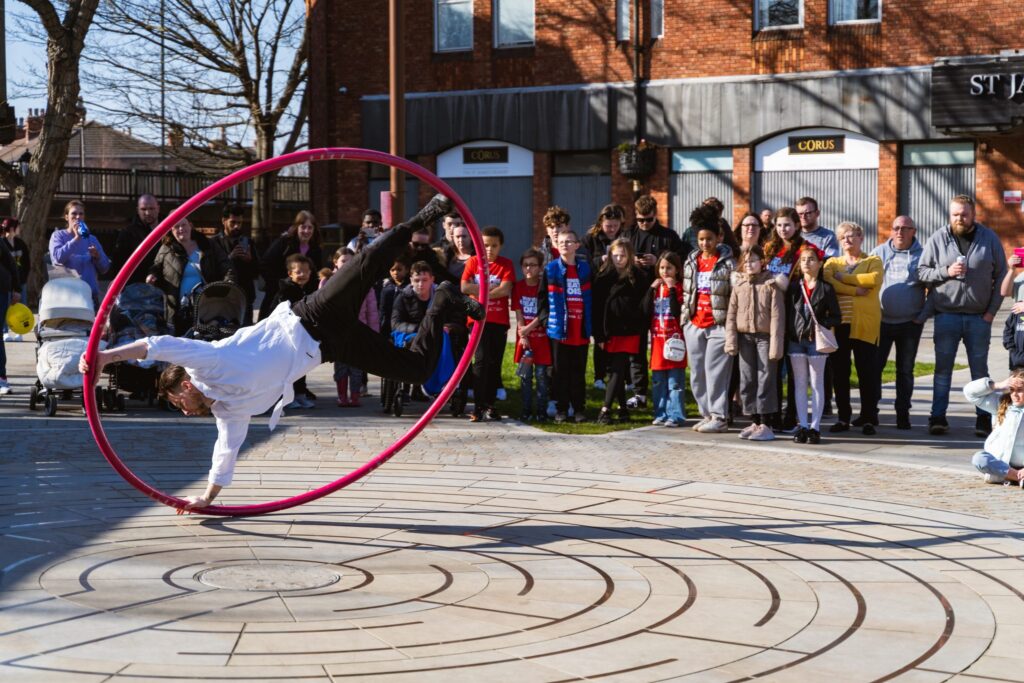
[692,417,711,432]
[594,379,606,390]
[496,388,507,401]
[2,332,12,342]
[626,394,647,409]
[284,399,303,410]
[983,473,1005,484]
[664,420,681,428]
[0,378,11,395]
[739,424,758,439]
[651,417,666,426]
[698,417,729,433]
[299,395,316,409]
[748,424,776,441]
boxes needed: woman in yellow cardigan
[823,222,883,435]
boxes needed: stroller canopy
[38,278,95,324]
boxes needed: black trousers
[291,221,447,384]
[593,344,608,382]
[473,323,508,411]
[553,341,588,415]
[603,350,630,410]
[628,333,649,396]
[877,320,923,415]
[832,323,881,423]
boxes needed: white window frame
[435,0,474,53]
[494,0,535,48]
[617,0,665,42]
[828,0,882,25]
[650,0,664,39]
[616,0,630,42]
[755,0,804,31]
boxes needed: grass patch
[495,343,962,435]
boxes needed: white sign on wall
[755,127,880,172]
[437,140,534,178]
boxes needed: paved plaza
[2,328,1024,682]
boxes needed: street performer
[80,195,483,510]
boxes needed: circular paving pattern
[3,460,1023,682]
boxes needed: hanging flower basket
[617,142,657,180]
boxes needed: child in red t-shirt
[646,251,688,427]
[461,225,515,422]
[512,248,551,422]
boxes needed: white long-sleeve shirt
[144,302,322,486]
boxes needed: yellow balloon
[5,302,34,335]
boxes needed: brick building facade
[308,1,1024,260]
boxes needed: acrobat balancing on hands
[80,195,484,511]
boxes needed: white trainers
[626,394,647,409]
[284,399,303,410]
[692,417,711,432]
[739,424,758,439]
[698,417,729,434]
[0,378,11,395]
[983,473,1005,484]
[748,424,776,441]
[3,332,22,342]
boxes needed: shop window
[830,0,880,23]
[554,152,611,175]
[756,0,803,30]
[435,0,473,53]
[902,142,974,167]
[672,149,733,173]
[494,0,534,47]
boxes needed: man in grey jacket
[917,195,1007,437]
[871,216,930,430]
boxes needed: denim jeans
[651,368,685,424]
[877,320,924,414]
[932,313,991,419]
[519,363,550,417]
[971,451,1010,480]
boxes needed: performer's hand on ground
[179,495,211,513]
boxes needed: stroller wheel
[29,385,39,411]
[393,391,404,417]
[44,393,58,417]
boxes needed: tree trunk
[15,38,84,305]
[250,121,278,247]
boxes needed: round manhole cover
[196,563,341,592]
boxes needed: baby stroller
[29,278,98,416]
[184,280,248,342]
[99,283,170,411]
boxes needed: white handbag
[663,334,686,362]
[800,283,838,354]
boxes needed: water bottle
[77,221,90,239]
[956,255,967,281]
[517,349,534,380]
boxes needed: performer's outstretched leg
[343,281,482,383]
[293,194,452,329]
